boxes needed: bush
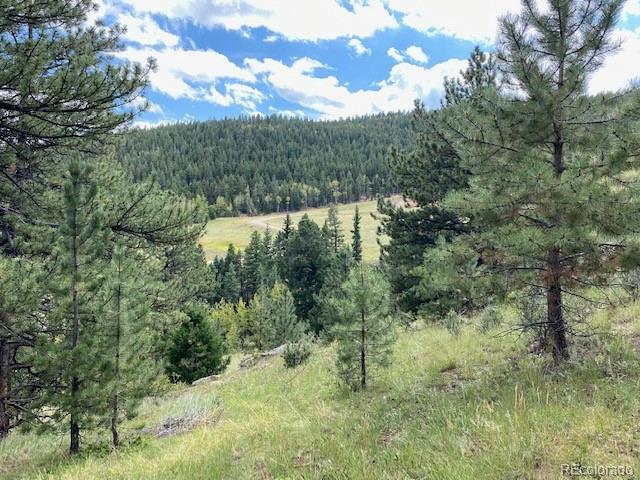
[210,299,250,351]
[283,336,313,369]
[478,304,503,333]
[165,306,230,383]
[443,310,463,336]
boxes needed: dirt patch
[627,333,640,352]
[431,368,473,392]
[255,460,273,480]
[377,429,399,447]
[292,450,312,468]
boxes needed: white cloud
[386,0,521,43]
[117,14,179,46]
[405,45,429,64]
[203,83,265,112]
[86,0,111,25]
[146,101,164,114]
[624,0,640,18]
[131,119,173,129]
[204,85,233,107]
[387,47,405,62]
[268,107,306,118]
[246,55,466,119]
[348,38,371,56]
[117,47,255,100]
[589,28,640,93]
[119,0,397,41]
[228,83,266,111]
[128,95,164,114]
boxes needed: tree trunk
[549,48,568,361]
[110,397,119,448]
[69,206,81,454]
[0,336,10,439]
[360,308,366,389]
[547,248,568,362]
[70,399,80,454]
[111,277,122,448]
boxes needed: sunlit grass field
[199,199,384,262]
[5,304,640,479]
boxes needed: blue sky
[91,0,640,127]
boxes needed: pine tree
[105,243,155,448]
[223,244,243,283]
[443,46,496,107]
[258,227,278,288]
[321,221,331,245]
[351,206,363,263]
[325,205,344,253]
[0,257,45,438]
[330,265,395,390]
[0,0,149,439]
[262,227,274,261]
[379,48,495,315]
[1,156,208,440]
[242,230,264,302]
[274,215,294,273]
[0,0,150,197]
[37,159,110,454]
[283,215,330,324]
[221,264,242,303]
[247,283,303,351]
[427,0,640,361]
[282,214,293,240]
[165,306,230,384]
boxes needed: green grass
[5,305,640,479]
[199,199,384,262]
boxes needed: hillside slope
[116,113,410,214]
[4,305,640,479]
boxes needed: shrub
[443,310,463,336]
[165,306,230,383]
[210,299,250,351]
[478,304,503,333]
[283,336,313,369]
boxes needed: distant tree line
[116,114,411,216]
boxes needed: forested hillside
[116,114,410,215]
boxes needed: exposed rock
[191,374,223,386]
[240,344,288,369]
[140,409,222,438]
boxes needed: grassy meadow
[5,304,640,479]
[199,200,384,262]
